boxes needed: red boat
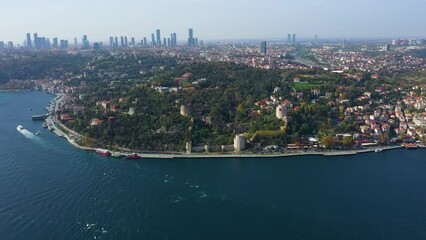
[96,149,111,157]
[126,153,140,160]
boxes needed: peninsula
[1,40,426,157]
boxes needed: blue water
[1,91,426,240]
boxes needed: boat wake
[16,125,49,146]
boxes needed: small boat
[35,131,40,135]
[402,143,418,149]
[17,125,24,131]
[96,149,111,157]
[375,148,382,153]
[42,123,48,128]
[111,152,123,158]
[126,153,140,160]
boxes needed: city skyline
[0,0,426,43]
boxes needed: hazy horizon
[1,0,425,43]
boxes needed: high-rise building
[74,37,78,47]
[131,37,135,46]
[34,33,39,49]
[0,41,5,50]
[53,38,58,48]
[82,35,89,49]
[151,33,156,46]
[39,37,47,49]
[46,38,51,49]
[188,28,195,46]
[114,37,118,47]
[60,40,66,49]
[287,34,291,44]
[143,37,147,46]
[156,29,161,46]
[384,44,391,52]
[26,33,32,48]
[163,37,166,46]
[167,38,171,48]
[171,33,177,47]
[292,34,296,44]
[93,42,101,50]
[260,41,267,55]
[7,41,13,49]
[109,37,114,47]
[120,36,124,47]
[124,36,128,46]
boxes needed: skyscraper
[82,35,90,49]
[109,37,114,47]
[39,37,47,49]
[156,29,161,46]
[188,28,195,46]
[143,37,147,46]
[53,38,58,48]
[292,34,296,44]
[46,38,51,49]
[124,36,128,46]
[120,36,124,47]
[26,33,32,48]
[34,33,39,49]
[131,37,135,46]
[114,37,118,47]
[287,34,291,44]
[260,41,267,55]
[0,41,5,50]
[74,37,78,47]
[60,40,69,49]
[151,33,156,46]
[171,33,177,47]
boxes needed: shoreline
[44,93,420,159]
[48,119,408,159]
[0,89,32,92]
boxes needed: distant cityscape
[0,28,201,50]
[0,28,425,50]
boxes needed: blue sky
[0,0,425,43]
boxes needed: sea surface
[1,91,426,240]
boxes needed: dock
[32,114,49,120]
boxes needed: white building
[234,135,246,153]
[180,105,191,117]
[276,105,288,120]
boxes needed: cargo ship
[96,149,111,157]
[32,114,49,120]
